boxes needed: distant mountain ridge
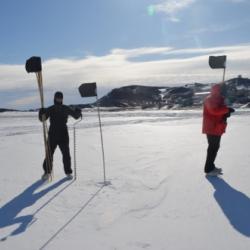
[1,76,250,112]
[93,75,250,109]
[0,108,18,113]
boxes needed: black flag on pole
[78,82,97,97]
[208,55,227,69]
[25,56,42,73]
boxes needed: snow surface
[0,109,250,250]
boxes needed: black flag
[78,82,97,97]
[25,56,42,73]
[209,55,227,69]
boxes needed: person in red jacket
[202,83,234,176]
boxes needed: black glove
[224,112,231,119]
[39,108,47,122]
[75,108,82,118]
[223,108,234,122]
[40,108,46,114]
[229,107,235,113]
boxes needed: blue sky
[0,0,250,109]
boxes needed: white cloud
[152,0,196,22]
[190,19,250,34]
[0,43,250,108]
[111,47,172,58]
[229,0,247,3]
[7,95,38,108]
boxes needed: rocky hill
[95,75,250,109]
[0,108,18,113]
[1,76,250,112]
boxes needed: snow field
[0,111,250,250]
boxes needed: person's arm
[67,106,82,120]
[222,107,235,121]
[205,98,229,116]
[38,107,51,122]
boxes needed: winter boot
[66,174,73,180]
[41,173,51,181]
[214,167,222,173]
[206,168,222,177]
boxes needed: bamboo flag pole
[36,72,53,180]
[26,57,52,181]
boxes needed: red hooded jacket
[202,84,229,136]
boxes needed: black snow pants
[204,135,221,173]
[43,130,72,175]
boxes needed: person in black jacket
[39,91,82,180]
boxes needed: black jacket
[39,104,81,140]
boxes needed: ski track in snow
[125,182,170,218]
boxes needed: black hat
[54,91,63,99]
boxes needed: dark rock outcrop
[0,108,17,113]
[97,85,163,108]
[2,76,250,111]
[94,76,250,109]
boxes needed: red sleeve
[204,97,229,116]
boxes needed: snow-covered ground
[0,109,250,250]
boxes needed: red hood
[210,84,221,97]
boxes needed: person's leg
[42,139,57,174]
[204,135,221,173]
[58,141,72,175]
[209,135,221,168]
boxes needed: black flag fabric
[25,57,42,73]
[209,55,227,69]
[78,82,97,97]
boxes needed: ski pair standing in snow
[202,83,235,176]
[39,91,82,180]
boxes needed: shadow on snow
[207,177,250,237]
[0,178,71,240]
[39,186,104,250]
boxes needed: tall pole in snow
[96,95,107,185]
[78,82,111,186]
[25,57,53,181]
[222,67,226,82]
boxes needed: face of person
[55,97,63,104]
